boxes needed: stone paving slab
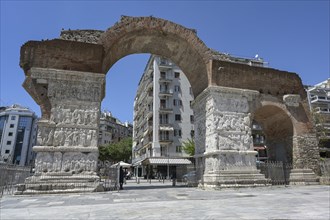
[0,180,329,219]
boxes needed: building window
[159,131,170,141]
[161,145,167,156]
[190,115,194,123]
[190,130,195,138]
[174,85,181,92]
[160,99,166,109]
[175,114,181,121]
[174,99,182,106]
[5,150,10,154]
[176,146,182,153]
[7,141,11,145]
[175,72,180,78]
[10,124,14,128]
[11,116,16,120]
[160,72,166,79]
[8,132,13,136]
[173,129,181,137]
[159,114,168,124]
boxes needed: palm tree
[182,138,195,157]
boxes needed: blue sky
[1,1,329,123]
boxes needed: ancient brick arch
[250,96,319,171]
[253,104,294,163]
[98,16,212,96]
[17,16,320,194]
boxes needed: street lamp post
[167,145,169,180]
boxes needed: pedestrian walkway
[1,180,329,219]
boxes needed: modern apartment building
[98,111,133,146]
[132,55,194,178]
[306,78,330,158]
[0,104,38,165]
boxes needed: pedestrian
[119,166,124,190]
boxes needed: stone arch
[98,16,213,96]
[252,103,294,163]
[18,16,321,193]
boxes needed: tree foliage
[98,137,132,163]
[182,138,195,157]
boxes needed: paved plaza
[1,179,329,219]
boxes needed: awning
[254,146,266,150]
[111,161,132,168]
[143,158,192,165]
[159,126,174,131]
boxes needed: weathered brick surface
[60,30,104,44]
[211,59,306,99]
[99,16,213,96]
[20,39,104,74]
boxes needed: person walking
[119,166,124,190]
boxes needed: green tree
[98,145,111,162]
[182,138,195,157]
[99,137,133,163]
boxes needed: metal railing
[98,162,119,191]
[319,159,330,184]
[257,161,292,185]
[0,164,33,197]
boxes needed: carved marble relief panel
[48,80,102,102]
[34,151,98,174]
[50,106,99,127]
[205,112,253,151]
[30,68,105,149]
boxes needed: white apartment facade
[132,55,194,178]
[0,104,38,165]
[98,111,133,146]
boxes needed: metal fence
[320,160,330,177]
[97,161,119,191]
[0,164,33,197]
[319,159,330,184]
[2,160,326,196]
[257,161,292,185]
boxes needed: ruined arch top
[98,16,213,96]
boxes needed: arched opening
[253,105,294,164]
[96,17,212,187]
[100,53,196,188]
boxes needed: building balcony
[159,78,172,83]
[159,137,173,144]
[143,141,152,149]
[145,81,153,91]
[315,107,330,114]
[143,125,153,136]
[145,110,153,119]
[159,90,173,97]
[132,153,150,165]
[159,106,173,113]
[311,96,330,104]
[159,123,173,131]
[159,61,173,69]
